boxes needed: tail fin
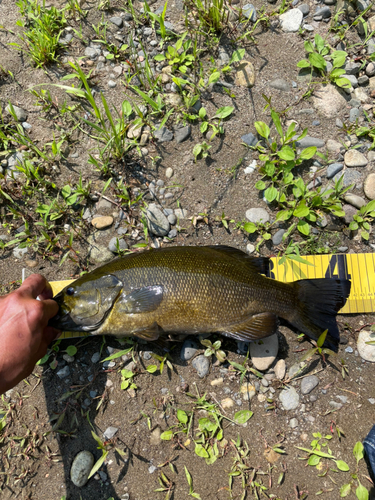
[289,278,351,352]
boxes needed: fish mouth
[49,299,112,332]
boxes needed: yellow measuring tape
[49,253,375,340]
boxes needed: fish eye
[66,287,75,296]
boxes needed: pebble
[288,362,306,379]
[108,80,117,88]
[165,167,174,178]
[345,346,354,353]
[56,366,70,379]
[6,104,27,122]
[249,334,279,371]
[345,61,361,75]
[13,246,28,259]
[349,108,361,122]
[269,78,290,92]
[245,207,269,224]
[300,375,319,395]
[211,377,224,386]
[333,169,362,188]
[91,216,113,229]
[70,451,94,487]
[154,126,174,142]
[174,208,189,219]
[364,173,375,200]
[366,63,375,77]
[63,354,75,363]
[344,149,368,167]
[221,397,235,409]
[312,84,347,118]
[274,359,286,379]
[279,387,300,410]
[241,132,258,147]
[175,125,191,144]
[298,3,310,15]
[295,136,325,148]
[103,426,118,440]
[235,61,255,88]
[357,330,375,362]
[343,193,366,209]
[326,163,344,179]
[110,16,123,27]
[246,243,255,254]
[240,383,256,401]
[272,229,285,245]
[289,418,299,429]
[148,465,157,474]
[329,401,343,410]
[146,204,170,236]
[243,4,257,21]
[369,398,375,405]
[108,237,128,253]
[192,355,210,378]
[279,9,303,32]
[150,427,161,446]
[143,351,152,360]
[336,395,348,404]
[85,47,100,59]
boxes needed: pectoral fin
[222,312,279,341]
[134,322,161,341]
[116,285,164,314]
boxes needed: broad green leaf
[355,483,369,500]
[177,409,188,424]
[243,222,257,234]
[297,59,311,69]
[208,71,220,85]
[294,201,309,218]
[254,121,270,139]
[37,353,50,365]
[264,186,278,202]
[304,40,314,53]
[160,429,173,440]
[200,121,208,133]
[199,107,207,119]
[66,345,77,356]
[276,209,293,221]
[146,364,158,373]
[361,230,369,241]
[308,454,321,466]
[213,106,234,120]
[317,329,328,348]
[297,219,310,235]
[195,443,209,458]
[102,347,132,362]
[366,200,375,212]
[314,34,325,54]
[88,450,109,478]
[154,54,166,61]
[300,146,317,160]
[234,410,253,424]
[330,68,346,78]
[335,460,349,471]
[278,145,295,161]
[255,180,266,190]
[271,110,283,139]
[309,52,326,71]
[331,50,347,68]
[229,48,245,64]
[198,418,216,432]
[340,483,351,497]
[121,369,134,379]
[335,77,351,89]
[349,221,359,231]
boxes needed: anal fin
[222,312,279,342]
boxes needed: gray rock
[154,126,173,142]
[85,46,100,59]
[108,237,128,253]
[295,136,325,148]
[344,149,368,167]
[366,62,375,77]
[349,108,361,122]
[298,3,310,15]
[343,204,357,224]
[269,78,290,92]
[89,243,113,264]
[329,401,343,410]
[279,387,300,410]
[364,173,375,200]
[174,208,189,219]
[272,229,286,245]
[108,80,117,88]
[367,38,375,56]
[175,125,191,144]
[91,352,101,363]
[146,203,170,236]
[301,375,319,394]
[7,151,24,170]
[13,246,28,259]
[192,355,210,378]
[167,214,177,225]
[289,418,299,428]
[344,61,361,75]
[168,228,177,238]
[345,74,358,88]
[343,193,366,209]
[307,177,322,190]
[243,3,257,21]
[22,122,32,129]
[357,330,375,362]
[143,351,152,360]
[336,395,348,404]
[313,6,331,18]
[180,339,199,361]
[63,354,75,363]
[358,75,369,86]
[241,132,258,146]
[103,426,118,440]
[326,163,344,178]
[249,334,279,371]
[323,0,336,4]
[6,104,27,122]
[288,361,306,378]
[312,84,348,119]
[279,9,303,32]
[70,451,94,487]
[245,207,269,224]
[56,366,70,379]
[336,118,344,128]
[236,340,250,354]
[334,169,362,188]
[109,16,123,27]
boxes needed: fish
[50,245,351,351]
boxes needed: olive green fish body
[50,246,351,350]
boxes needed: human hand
[0,274,60,395]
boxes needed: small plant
[200,338,226,363]
[348,200,375,241]
[299,329,336,364]
[89,431,127,479]
[185,466,201,499]
[154,32,195,74]
[198,105,234,141]
[193,141,211,161]
[296,431,349,472]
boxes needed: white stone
[250,334,279,371]
[357,330,375,362]
[279,9,303,32]
[312,84,348,118]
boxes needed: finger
[41,299,60,321]
[37,281,54,301]
[19,274,49,300]
[43,326,61,346]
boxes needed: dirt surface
[1,0,375,499]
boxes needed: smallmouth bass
[50,245,351,351]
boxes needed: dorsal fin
[207,245,270,275]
